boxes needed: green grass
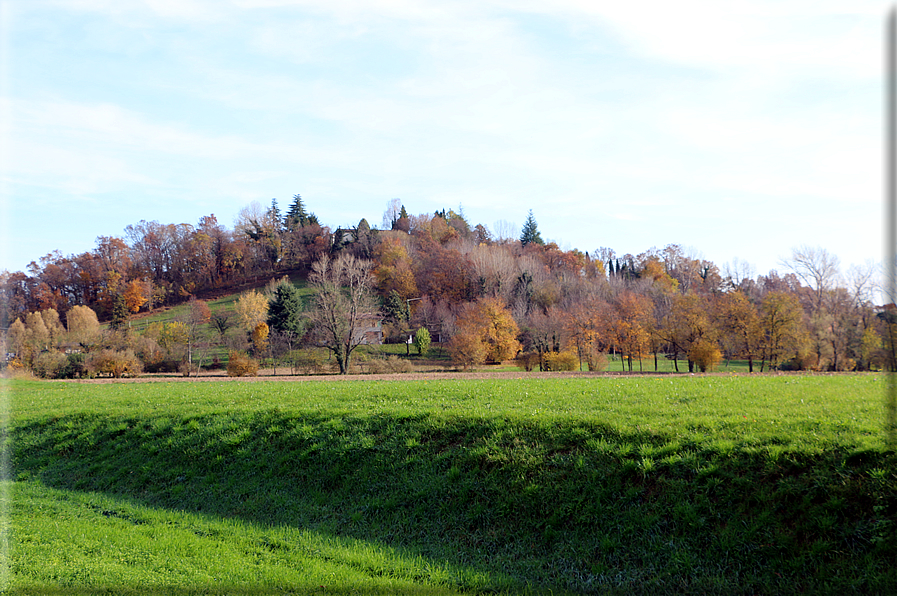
[6,375,897,594]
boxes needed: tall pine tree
[520,210,544,247]
[285,194,309,230]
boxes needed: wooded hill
[1,195,890,374]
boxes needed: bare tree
[723,258,756,292]
[493,220,518,244]
[846,260,880,308]
[782,245,841,312]
[381,198,402,230]
[308,253,378,374]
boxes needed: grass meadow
[4,374,896,594]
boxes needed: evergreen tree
[267,281,305,335]
[383,290,407,323]
[285,193,310,230]
[110,293,130,331]
[520,210,544,247]
[399,205,408,219]
[268,198,282,230]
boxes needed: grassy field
[4,374,896,594]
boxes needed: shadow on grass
[11,411,897,595]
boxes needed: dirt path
[61,369,840,383]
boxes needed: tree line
[1,195,891,375]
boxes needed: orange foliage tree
[448,297,520,368]
[612,291,653,372]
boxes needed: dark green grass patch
[7,375,897,594]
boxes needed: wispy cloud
[2,0,884,274]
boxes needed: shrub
[368,355,414,374]
[227,351,258,377]
[414,327,431,356]
[586,350,608,372]
[288,349,326,375]
[179,362,199,377]
[516,351,541,372]
[62,353,87,379]
[33,351,69,379]
[688,340,722,372]
[86,349,143,378]
[543,350,578,372]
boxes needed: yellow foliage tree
[123,279,149,313]
[66,305,101,349]
[448,297,520,367]
[251,322,270,356]
[235,289,269,333]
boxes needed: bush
[586,350,607,372]
[62,353,87,379]
[688,340,722,373]
[227,351,258,377]
[86,349,143,378]
[543,350,579,372]
[516,351,541,372]
[368,355,414,374]
[142,358,182,373]
[33,351,69,379]
[414,327,431,356]
[288,349,325,375]
[179,362,200,377]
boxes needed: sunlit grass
[7,374,896,595]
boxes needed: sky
[0,0,887,284]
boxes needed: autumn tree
[251,322,270,357]
[564,299,613,371]
[180,297,211,373]
[519,306,567,369]
[448,297,520,368]
[660,293,717,372]
[235,289,270,334]
[612,292,653,372]
[25,311,52,355]
[40,309,65,348]
[123,279,149,314]
[6,318,27,364]
[759,291,807,371]
[715,291,762,372]
[307,253,378,374]
[373,238,418,300]
[235,200,283,273]
[66,305,101,349]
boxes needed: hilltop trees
[1,192,886,377]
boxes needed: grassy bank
[6,375,897,594]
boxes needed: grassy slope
[7,375,897,594]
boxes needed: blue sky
[0,0,885,282]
